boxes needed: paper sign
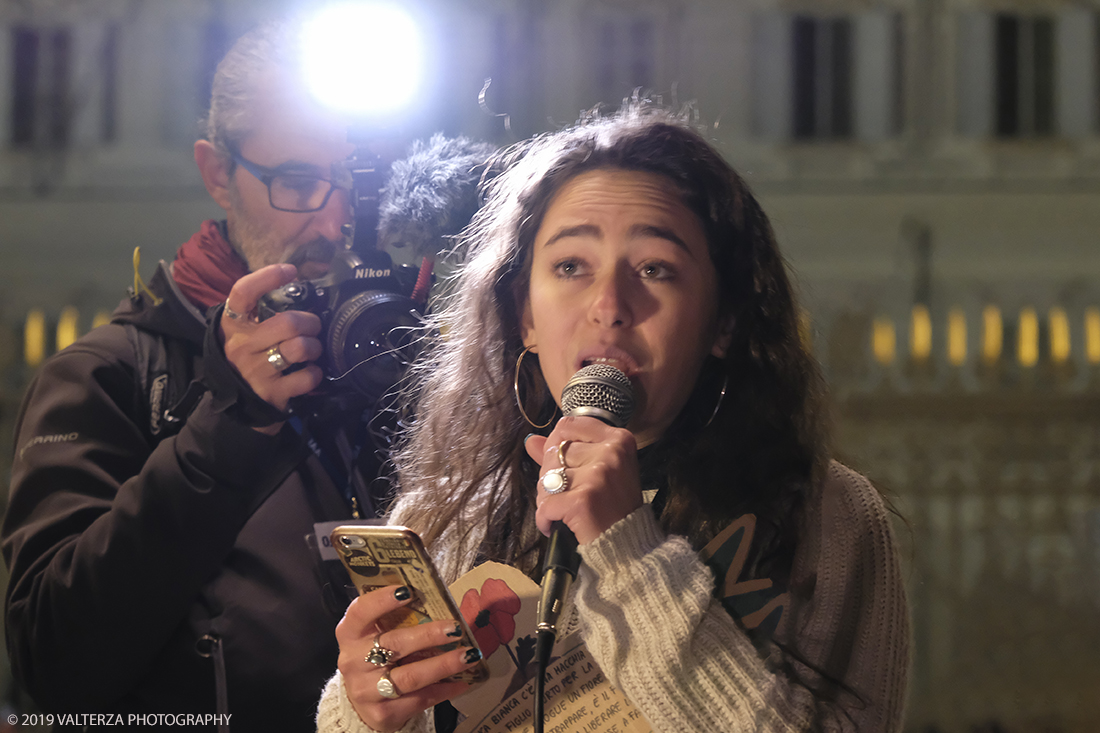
[448,563,652,733]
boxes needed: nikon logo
[353,268,390,279]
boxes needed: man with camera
[2,21,382,731]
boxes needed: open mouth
[580,356,637,378]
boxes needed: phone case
[330,525,489,683]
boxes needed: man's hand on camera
[221,264,324,431]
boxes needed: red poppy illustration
[460,578,522,659]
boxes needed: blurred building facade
[2,0,1099,730]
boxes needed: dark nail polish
[394,586,411,601]
[446,623,463,638]
[464,647,483,664]
[524,433,535,445]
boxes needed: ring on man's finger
[224,302,256,322]
[366,634,397,668]
[266,345,289,372]
[376,669,402,699]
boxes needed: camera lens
[326,290,421,400]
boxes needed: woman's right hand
[336,585,483,733]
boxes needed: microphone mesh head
[561,364,635,428]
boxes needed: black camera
[258,248,424,403]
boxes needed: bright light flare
[300,3,425,118]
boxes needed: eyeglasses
[231,151,352,213]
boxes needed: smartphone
[330,524,488,683]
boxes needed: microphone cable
[533,526,578,733]
[532,364,633,733]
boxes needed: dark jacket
[3,262,367,731]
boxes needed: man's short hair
[203,20,299,159]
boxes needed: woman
[317,107,909,733]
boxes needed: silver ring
[376,669,402,699]
[224,303,255,322]
[266,345,289,372]
[541,468,568,494]
[366,634,397,668]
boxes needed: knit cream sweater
[316,462,909,732]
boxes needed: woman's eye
[639,261,674,280]
[553,259,582,277]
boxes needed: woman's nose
[588,270,633,328]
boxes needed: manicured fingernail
[464,647,483,664]
[394,586,411,601]
[446,623,463,638]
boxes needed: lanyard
[290,414,375,519]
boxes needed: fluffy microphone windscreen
[377,133,498,261]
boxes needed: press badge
[311,519,381,561]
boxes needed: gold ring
[266,345,289,372]
[556,440,570,469]
[376,668,402,699]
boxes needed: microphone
[377,133,498,262]
[535,364,634,664]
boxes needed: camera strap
[334,423,377,519]
[292,414,377,520]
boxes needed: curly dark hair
[391,104,830,585]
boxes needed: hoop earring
[704,374,728,429]
[514,346,554,430]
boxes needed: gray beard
[227,189,341,273]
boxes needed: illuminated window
[910,304,932,362]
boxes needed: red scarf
[172,220,250,311]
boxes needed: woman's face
[520,168,732,447]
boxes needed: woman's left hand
[525,415,642,544]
